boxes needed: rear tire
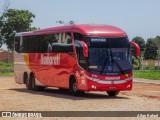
[26,75,32,90]
[107,91,119,96]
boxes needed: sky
[1,0,160,49]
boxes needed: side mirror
[130,41,140,57]
[79,41,88,57]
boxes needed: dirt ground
[0,76,159,120]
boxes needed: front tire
[26,75,32,90]
[70,77,84,96]
[107,91,120,96]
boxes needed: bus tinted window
[16,33,73,53]
[109,37,129,48]
[61,33,72,44]
[73,33,84,41]
[49,33,72,53]
[23,36,41,53]
[74,33,86,69]
[15,36,20,53]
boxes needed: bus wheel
[30,74,44,91]
[26,75,32,90]
[70,78,80,96]
[107,91,120,96]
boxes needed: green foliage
[155,36,160,59]
[132,36,145,52]
[0,71,14,76]
[0,62,13,69]
[131,37,145,58]
[0,9,35,50]
[144,38,158,60]
[28,27,40,31]
[0,62,13,76]
[0,17,3,48]
[131,36,160,61]
[132,56,141,70]
[142,65,160,70]
[157,49,160,57]
[134,71,160,80]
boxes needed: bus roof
[16,24,127,37]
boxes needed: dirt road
[0,76,159,119]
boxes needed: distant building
[0,51,13,62]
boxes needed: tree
[155,36,160,46]
[144,38,158,59]
[131,36,145,69]
[0,9,35,50]
[0,0,10,48]
[132,56,141,70]
[132,36,145,54]
[155,36,160,66]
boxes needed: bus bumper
[86,80,132,91]
[82,75,132,91]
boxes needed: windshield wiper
[100,40,125,75]
[100,42,112,74]
[100,56,109,74]
[109,39,126,75]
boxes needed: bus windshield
[87,37,132,75]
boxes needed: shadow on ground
[8,87,129,100]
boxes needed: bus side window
[54,33,60,43]
[15,36,20,53]
[23,36,27,53]
[61,33,72,44]
[19,36,23,53]
[66,33,72,44]
[74,33,86,69]
[61,33,73,55]
[75,44,86,70]
[51,33,73,55]
[73,33,84,41]
[47,34,59,52]
[40,35,48,53]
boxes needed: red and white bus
[14,24,140,96]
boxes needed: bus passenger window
[46,35,56,52]
[61,33,72,44]
[15,37,20,53]
[73,33,84,41]
[19,36,24,53]
[54,34,60,43]
[74,33,86,69]
[66,36,72,44]
[47,41,52,52]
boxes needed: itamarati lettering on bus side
[40,54,60,65]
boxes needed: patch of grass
[134,71,160,80]
[0,62,13,69]
[0,71,14,76]
[0,62,14,76]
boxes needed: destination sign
[91,38,106,42]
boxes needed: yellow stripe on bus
[23,53,30,67]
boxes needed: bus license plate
[109,86,116,89]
